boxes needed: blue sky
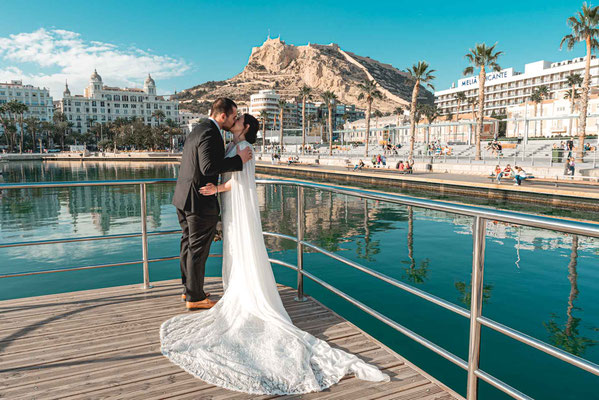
[0,0,591,99]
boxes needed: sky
[0,0,592,99]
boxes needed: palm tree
[152,110,166,126]
[53,111,68,151]
[24,117,42,153]
[565,73,584,136]
[463,43,502,160]
[537,85,550,136]
[165,118,180,152]
[406,61,436,162]
[454,92,467,122]
[277,99,286,152]
[7,100,28,153]
[561,2,599,159]
[299,85,312,153]
[321,91,338,155]
[0,104,14,151]
[530,90,543,137]
[422,104,441,144]
[357,80,383,157]
[259,110,269,152]
[564,88,582,137]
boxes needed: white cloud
[0,28,191,98]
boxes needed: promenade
[255,162,599,211]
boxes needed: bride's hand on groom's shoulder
[238,146,252,163]
[199,183,216,196]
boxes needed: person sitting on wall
[497,164,513,183]
[353,159,365,171]
[491,164,502,177]
[514,166,527,186]
[405,159,414,174]
[397,161,405,171]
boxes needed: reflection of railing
[1,178,598,400]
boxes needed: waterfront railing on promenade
[1,178,598,400]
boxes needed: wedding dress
[160,141,389,395]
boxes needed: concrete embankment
[255,162,599,211]
[0,153,181,162]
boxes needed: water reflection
[544,235,597,357]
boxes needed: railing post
[467,216,487,400]
[295,186,307,301]
[140,183,152,289]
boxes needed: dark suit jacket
[172,119,242,215]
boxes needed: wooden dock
[0,278,462,399]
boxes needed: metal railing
[1,178,598,400]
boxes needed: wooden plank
[0,279,458,400]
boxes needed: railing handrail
[2,177,599,400]
[2,178,598,238]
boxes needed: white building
[249,90,281,128]
[178,110,207,134]
[435,56,599,117]
[345,113,498,144]
[0,80,54,121]
[506,91,599,138]
[59,70,179,134]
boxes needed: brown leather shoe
[181,293,210,302]
[186,298,217,310]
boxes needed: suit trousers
[176,208,218,302]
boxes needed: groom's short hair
[210,98,237,117]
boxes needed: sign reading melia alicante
[458,68,514,88]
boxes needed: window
[122,95,128,101]
[75,102,81,106]
[115,104,120,108]
[106,95,112,101]
[92,108,97,113]
[100,101,105,107]
[114,95,120,101]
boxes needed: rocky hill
[175,37,434,114]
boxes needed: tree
[24,117,42,152]
[454,92,467,122]
[259,110,269,152]
[52,111,69,151]
[406,61,436,162]
[278,99,287,152]
[165,118,181,152]
[530,90,543,137]
[357,80,383,157]
[152,110,166,126]
[561,3,599,159]
[537,85,550,136]
[565,73,584,137]
[6,100,28,153]
[0,103,15,151]
[422,104,441,144]
[463,43,502,160]
[320,91,338,155]
[299,85,312,153]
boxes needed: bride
[160,113,389,395]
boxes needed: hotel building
[0,80,54,121]
[435,56,599,117]
[59,70,179,134]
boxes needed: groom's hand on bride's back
[238,147,252,163]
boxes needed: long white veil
[161,141,389,395]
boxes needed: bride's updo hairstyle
[243,113,259,144]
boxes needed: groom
[172,98,252,310]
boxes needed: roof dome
[90,69,102,82]
[144,73,155,86]
[63,81,71,95]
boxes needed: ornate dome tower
[89,69,103,96]
[144,74,156,95]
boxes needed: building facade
[506,91,599,138]
[59,70,179,134]
[435,56,599,118]
[0,80,54,121]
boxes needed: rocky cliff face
[176,38,434,113]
